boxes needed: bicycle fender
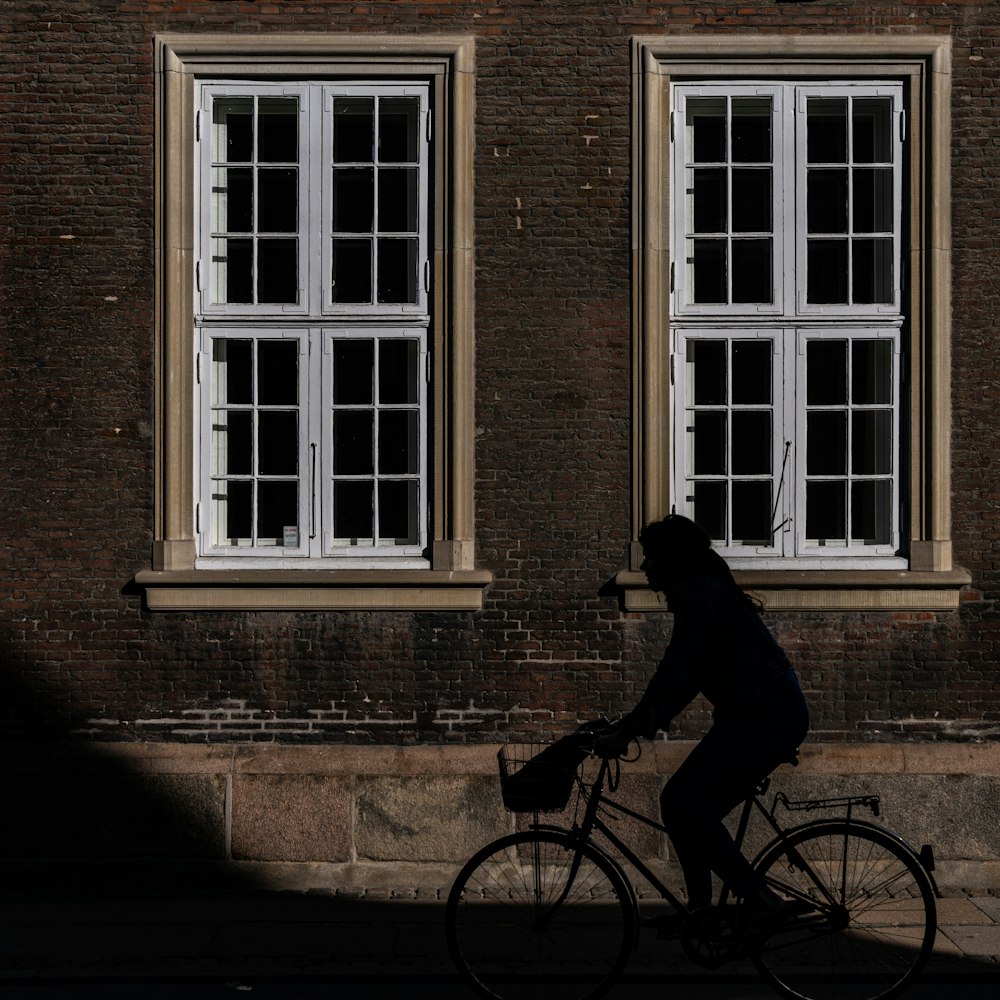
[752,817,942,898]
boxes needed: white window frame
[195,80,430,570]
[623,35,969,611]
[670,80,905,570]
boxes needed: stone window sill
[615,567,973,612]
[134,569,493,612]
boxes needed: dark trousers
[660,671,809,909]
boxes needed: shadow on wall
[1,644,999,987]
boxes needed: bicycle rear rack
[770,791,881,819]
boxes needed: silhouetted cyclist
[600,514,809,934]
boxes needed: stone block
[355,775,509,862]
[231,774,352,862]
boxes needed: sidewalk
[1,885,999,986]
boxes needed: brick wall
[1,1,999,753]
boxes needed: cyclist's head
[639,515,714,593]
[639,514,711,561]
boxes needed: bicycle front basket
[497,738,583,813]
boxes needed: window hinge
[899,109,906,143]
[423,259,430,293]
[426,108,432,142]
[196,260,201,292]
[670,261,675,293]
[195,503,201,534]
[195,352,201,385]
[670,353,676,386]
[670,111,675,143]
[195,110,201,143]
[425,350,431,383]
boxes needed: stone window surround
[620,34,971,611]
[139,33,491,611]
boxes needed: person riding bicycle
[600,514,810,935]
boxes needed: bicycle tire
[445,829,636,1000]
[751,821,936,1000]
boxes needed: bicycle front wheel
[445,829,636,1000]
[752,821,936,1000]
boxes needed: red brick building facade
[1,1,998,883]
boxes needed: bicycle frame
[530,753,939,928]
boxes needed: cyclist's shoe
[642,909,687,940]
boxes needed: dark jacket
[623,558,791,738]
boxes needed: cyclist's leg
[661,674,809,906]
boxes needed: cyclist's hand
[595,720,634,759]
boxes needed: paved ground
[0,887,997,997]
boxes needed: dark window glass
[732,239,772,304]
[807,411,847,475]
[731,341,771,405]
[224,481,252,542]
[807,98,847,163]
[257,98,298,162]
[379,340,419,404]
[732,169,771,233]
[258,411,298,476]
[332,340,374,405]
[334,480,374,539]
[807,239,848,304]
[693,411,727,476]
[806,480,846,541]
[377,238,417,304]
[379,99,419,163]
[852,480,891,544]
[690,340,726,406]
[257,341,298,406]
[693,168,726,233]
[379,480,418,543]
[807,341,848,405]
[732,481,772,543]
[257,169,297,233]
[332,238,372,303]
[692,239,726,303]
[807,169,848,234]
[333,411,374,475]
[333,99,374,163]
[732,411,771,476]
[258,481,298,540]
[693,481,726,541]
[257,238,298,304]
[332,168,374,233]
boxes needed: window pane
[257,480,298,544]
[257,340,298,405]
[332,238,372,303]
[379,340,419,404]
[257,238,298,304]
[332,168,374,233]
[731,98,771,163]
[691,238,726,303]
[732,411,771,475]
[687,97,726,162]
[258,411,298,476]
[692,411,726,475]
[212,167,253,233]
[213,338,253,405]
[333,411,374,475]
[379,480,418,544]
[807,169,848,234]
[732,239,772,304]
[212,410,252,476]
[731,341,771,405]
[379,411,418,475]
[378,168,418,233]
[257,98,298,163]
[214,480,252,546]
[807,341,847,405]
[334,480,374,541]
[852,340,892,405]
[852,238,893,304]
[853,168,893,233]
[691,168,726,233]
[732,481,772,544]
[852,410,892,475]
[807,411,847,475]
[693,481,726,541]
[807,239,848,304]
[213,237,253,304]
[806,480,846,543]
[333,98,374,163]
[852,480,891,544]
[689,340,726,406]
[807,98,847,164]
[379,99,419,163]
[377,238,418,304]
[214,98,253,163]
[731,169,771,232]
[853,98,892,164]
[258,169,298,233]
[332,340,374,405]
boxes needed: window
[143,35,488,610]
[197,82,430,567]
[672,83,904,567]
[625,35,969,610]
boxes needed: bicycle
[445,720,939,1000]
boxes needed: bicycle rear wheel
[751,821,936,1000]
[445,829,636,1000]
